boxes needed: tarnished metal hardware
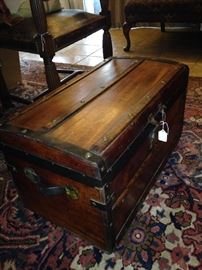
[90,199,107,210]
[161,108,166,122]
[24,167,40,184]
[148,104,167,148]
[46,119,57,128]
[80,99,86,104]
[148,113,158,126]
[158,104,167,121]
[127,112,133,118]
[148,114,159,149]
[8,164,18,172]
[90,199,110,211]
[100,166,105,172]
[24,167,79,199]
[95,183,113,204]
[149,127,158,149]
[21,129,28,134]
[91,185,114,210]
[64,185,79,200]
[85,152,92,159]
[158,103,166,111]
[91,192,115,211]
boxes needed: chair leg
[123,21,133,52]
[161,22,165,32]
[35,34,61,91]
[43,57,61,91]
[0,64,13,111]
[102,29,113,58]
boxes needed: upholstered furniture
[0,0,112,111]
[123,0,202,51]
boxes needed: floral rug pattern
[0,64,201,269]
[10,59,90,101]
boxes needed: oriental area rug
[0,60,201,270]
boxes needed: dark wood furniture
[0,63,12,110]
[0,0,112,110]
[123,0,202,51]
[0,57,189,251]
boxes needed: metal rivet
[21,129,28,134]
[161,80,166,84]
[100,166,105,172]
[103,136,108,142]
[11,165,17,172]
[85,152,92,159]
[80,99,85,104]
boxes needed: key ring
[160,121,169,135]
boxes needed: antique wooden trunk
[0,58,189,252]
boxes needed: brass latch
[64,185,79,200]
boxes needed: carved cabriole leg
[99,0,113,58]
[123,21,133,52]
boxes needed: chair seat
[0,0,113,111]
[125,0,202,23]
[0,9,105,53]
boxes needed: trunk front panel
[4,154,113,251]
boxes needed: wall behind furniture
[60,0,83,9]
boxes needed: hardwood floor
[20,27,202,77]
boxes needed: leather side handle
[23,167,79,199]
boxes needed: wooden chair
[0,0,113,111]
